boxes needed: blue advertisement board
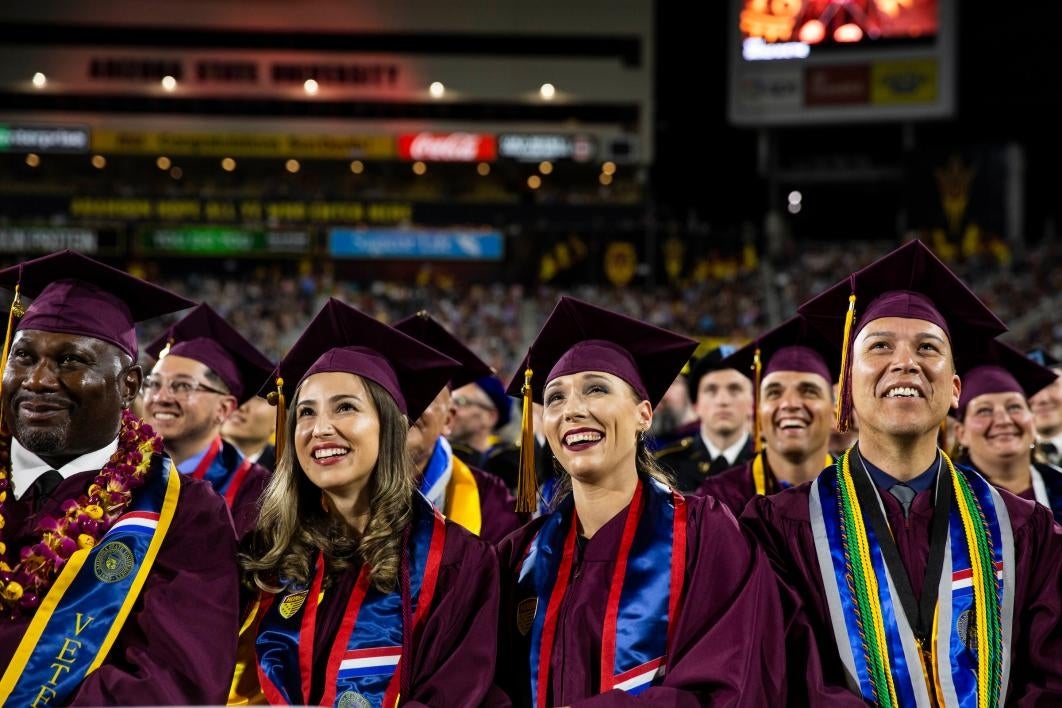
[329,228,504,260]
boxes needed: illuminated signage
[498,134,597,162]
[0,125,90,153]
[91,131,394,159]
[0,227,98,253]
[330,228,503,260]
[396,133,496,162]
[70,198,412,224]
[140,229,310,255]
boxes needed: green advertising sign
[142,228,311,255]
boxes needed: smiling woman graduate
[495,296,788,707]
[239,298,504,707]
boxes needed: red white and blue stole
[255,493,446,707]
[516,477,687,707]
[810,449,1014,707]
[0,458,180,704]
[188,436,254,507]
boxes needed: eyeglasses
[452,394,496,413]
[142,376,228,400]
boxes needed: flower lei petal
[0,410,162,616]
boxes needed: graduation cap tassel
[0,284,26,434]
[515,367,537,514]
[835,290,858,433]
[752,346,763,455]
[268,377,287,464]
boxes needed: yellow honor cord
[515,367,537,513]
[835,293,857,432]
[841,453,900,707]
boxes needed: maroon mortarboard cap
[0,249,194,359]
[393,311,494,391]
[724,316,838,386]
[144,304,274,404]
[956,339,1059,419]
[273,298,460,424]
[797,240,1007,431]
[506,296,698,407]
[685,344,740,402]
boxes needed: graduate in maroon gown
[0,250,240,705]
[143,304,275,539]
[953,339,1062,523]
[743,240,1062,705]
[240,299,503,707]
[497,296,788,707]
[698,316,837,515]
[395,311,522,545]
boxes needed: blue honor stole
[517,477,686,707]
[810,453,1014,707]
[0,458,181,705]
[255,493,446,707]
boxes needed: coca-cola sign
[397,132,496,162]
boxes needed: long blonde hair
[242,375,414,594]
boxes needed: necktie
[1039,442,1060,466]
[32,469,64,510]
[889,483,917,518]
[707,455,730,477]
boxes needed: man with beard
[143,304,274,539]
[655,345,755,491]
[743,241,1062,704]
[395,312,522,544]
[0,250,239,704]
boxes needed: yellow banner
[871,59,937,105]
[91,131,395,159]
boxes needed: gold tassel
[752,346,763,454]
[0,284,26,434]
[157,337,175,359]
[267,377,287,463]
[834,292,857,432]
[515,367,537,513]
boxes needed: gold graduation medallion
[93,541,135,583]
[516,597,539,636]
[279,590,308,619]
[337,690,372,708]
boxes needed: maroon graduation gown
[742,475,1062,705]
[471,465,524,546]
[497,488,787,707]
[307,518,505,707]
[696,458,762,515]
[0,461,240,705]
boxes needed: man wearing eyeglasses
[142,305,274,539]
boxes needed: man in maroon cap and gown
[143,304,274,539]
[497,296,791,706]
[395,311,522,545]
[238,298,504,706]
[699,316,837,516]
[743,240,1062,705]
[0,250,239,704]
[953,339,1062,523]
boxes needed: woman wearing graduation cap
[742,240,1062,705]
[240,299,503,707]
[496,296,787,707]
[953,339,1062,523]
